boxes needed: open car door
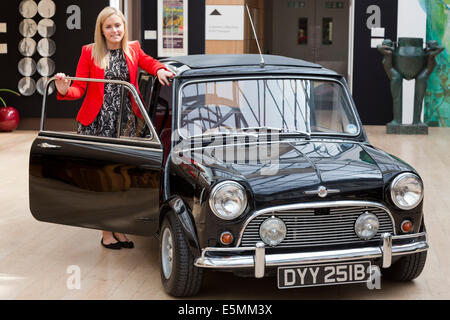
[29,77,163,236]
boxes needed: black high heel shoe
[113,233,134,249]
[101,238,122,250]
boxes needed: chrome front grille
[240,205,395,248]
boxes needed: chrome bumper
[194,232,428,278]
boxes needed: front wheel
[381,251,427,281]
[159,213,203,297]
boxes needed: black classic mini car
[29,54,428,297]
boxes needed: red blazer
[57,41,167,126]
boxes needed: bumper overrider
[194,232,428,278]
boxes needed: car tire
[381,251,427,281]
[160,212,203,297]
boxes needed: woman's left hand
[157,69,175,86]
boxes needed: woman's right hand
[55,73,71,96]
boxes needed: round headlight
[354,212,379,240]
[209,181,247,220]
[259,216,287,247]
[390,173,424,210]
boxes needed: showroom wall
[0,0,109,129]
[352,0,399,126]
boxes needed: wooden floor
[0,126,449,300]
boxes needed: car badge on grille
[304,186,340,198]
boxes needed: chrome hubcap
[161,227,174,279]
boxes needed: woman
[55,6,174,250]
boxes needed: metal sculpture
[378,37,443,134]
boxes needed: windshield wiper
[189,131,258,139]
[280,129,311,140]
[237,126,287,133]
[238,127,311,140]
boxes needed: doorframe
[271,0,355,92]
[348,0,355,93]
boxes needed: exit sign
[288,1,306,8]
[325,2,345,9]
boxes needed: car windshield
[179,78,359,138]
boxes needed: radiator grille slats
[240,206,394,248]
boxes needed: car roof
[160,54,341,78]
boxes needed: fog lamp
[259,216,287,247]
[354,212,379,240]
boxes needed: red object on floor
[0,106,20,132]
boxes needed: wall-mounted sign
[325,2,345,9]
[205,5,244,41]
[288,1,305,8]
[158,0,188,57]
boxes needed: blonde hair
[92,7,130,69]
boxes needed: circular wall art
[37,77,55,95]
[37,57,55,76]
[18,38,37,57]
[18,77,37,96]
[37,18,56,37]
[37,38,56,57]
[18,57,37,77]
[37,0,56,18]
[19,0,38,18]
[19,19,38,37]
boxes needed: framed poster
[158,0,188,57]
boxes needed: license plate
[277,261,371,289]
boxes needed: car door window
[151,84,172,135]
[42,77,159,143]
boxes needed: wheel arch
[159,196,201,257]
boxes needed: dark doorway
[266,0,350,78]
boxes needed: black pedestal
[386,123,428,135]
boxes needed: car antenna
[244,1,265,68]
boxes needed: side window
[42,78,157,141]
[151,84,173,135]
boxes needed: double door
[273,0,350,78]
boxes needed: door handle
[37,142,62,149]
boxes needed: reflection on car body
[29,54,428,297]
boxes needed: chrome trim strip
[42,76,161,145]
[194,232,428,270]
[177,76,362,140]
[36,135,163,152]
[236,201,397,247]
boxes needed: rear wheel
[381,251,427,281]
[159,213,203,297]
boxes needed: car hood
[177,140,386,208]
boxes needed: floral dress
[78,49,136,137]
